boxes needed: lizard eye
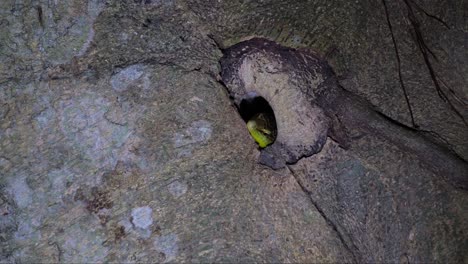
[260,128,271,135]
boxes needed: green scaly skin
[246,113,275,148]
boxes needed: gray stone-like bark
[1,0,467,263]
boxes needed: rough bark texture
[1,0,467,263]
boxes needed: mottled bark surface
[1,0,467,263]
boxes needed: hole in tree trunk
[239,93,278,148]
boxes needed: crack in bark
[286,164,361,264]
[376,110,467,163]
[418,128,462,157]
[411,0,450,29]
[381,0,417,128]
[48,241,62,262]
[382,0,467,128]
[403,0,468,127]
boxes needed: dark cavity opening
[239,95,278,147]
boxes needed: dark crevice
[376,110,467,162]
[410,0,450,29]
[238,95,278,148]
[50,242,62,262]
[382,0,467,128]
[36,5,44,28]
[376,111,419,132]
[239,96,275,122]
[381,0,417,128]
[418,129,460,155]
[142,18,152,28]
[207,33,224,50]
[286,164,360,264]
[403,0,468,127]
